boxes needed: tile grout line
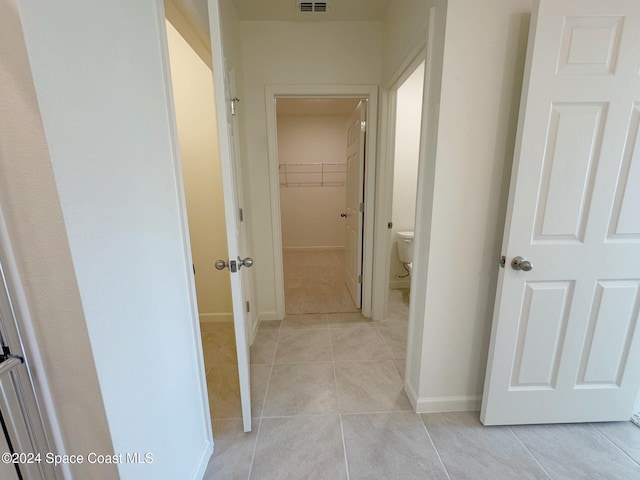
[246,321,280,480]
[245,417,263,480]
[589,422,640,467]
[327,315,351,480]
[508,426,555,479]
[418,415,452,480]
[256,322,281,418]
[373,324,396,362]
[338,413,351,480]
[259,408,417,420]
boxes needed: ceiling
[232,0,391,21]
[276,98,361,116]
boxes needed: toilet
[396,231,414,274]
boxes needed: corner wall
[416,0,533,411]
[0,2,116,477]
[16,1,212,478]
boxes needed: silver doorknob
[511,256,533,271]
[238,257,253,269]
[214,260,227,270]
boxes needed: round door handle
[214,260,227,271]
[340,213,347,218]
[511,256,533,272]
[238,257,253,269]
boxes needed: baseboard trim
[404,379,419,411]
[414,394,482,413]
[389,279,411,289]
[199,313,233,323]
[282,246,345,252]
[257,311,282,322]
[188,439,213,480]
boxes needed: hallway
[200,308,640,479]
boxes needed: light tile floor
[201,295,640,479]
[283,249,361,314]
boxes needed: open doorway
[165,20,244,424]
[275,97,364,315]
[385,60,425,331]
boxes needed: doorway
[165,19,244,425]
[275,97,363,315]
[386,60,425,327]
[265,86,379,320]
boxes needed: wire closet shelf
[279,162,347,187]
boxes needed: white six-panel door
[482,0,640,425]
[345,102,366,308]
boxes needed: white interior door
[208,0,251,432]
[345,101,366,308]
[482,0,640,425]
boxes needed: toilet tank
[396,231,414,264]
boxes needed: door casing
[265,85,379,319]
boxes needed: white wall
[415,0,533,410]
[0,2,116,477]
[382,0,432,85]
[166,20,233,321]
[16,1,212,478]
[278,115,347,249]
[390,62,424,285]
[239,21,383,318]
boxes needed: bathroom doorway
[385,58,425,350]
[275,97,365,315]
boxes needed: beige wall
[278,115,348,249]
[239,20,383,319]
[166,21,233,320]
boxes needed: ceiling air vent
[297,1,329,13]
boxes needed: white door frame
[371,45,427,323]
[265,85,379,319]
[0,207,62,480]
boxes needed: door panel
[208,0,251,432]
[345,102,366,308]
[482,0,640,425]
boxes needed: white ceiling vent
[297,1,329,13]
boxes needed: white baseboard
[405,379,419,410]
[199,313,233,323]
[282,246,345,252]
[414,394,482,413]
[389,279,411,289]
[188,439,213,480]
[257,311,282,322]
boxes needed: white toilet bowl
[396,231,414,274]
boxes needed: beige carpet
[283,248,359,314]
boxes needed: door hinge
[499,255,506,268]
[360,120,366,133]
[246,301,250,313]
[387,222,393,229]
[359,202,364,213]
[239,208,244,222]
[357,275,363,283]
[230,97,240,116]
